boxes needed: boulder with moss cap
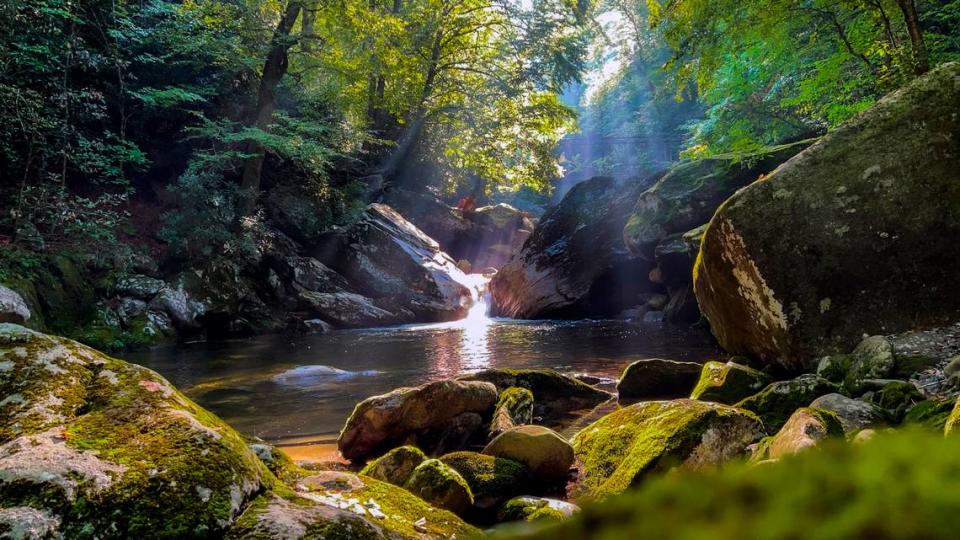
[360,446,427,486]
[759,408,844,461]
[571,399,764,498]
[482,425,574,486]
[489,387,535,439]
[690,361,771,404]
[497,496,579,523]
[439,451,529,511]
[734,375,839,432]
[403,459,474,516]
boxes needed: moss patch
[438,451,529,502]
[690,361,771,405]
[734,375,839,432]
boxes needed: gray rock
[809,393,886,434]
[114,275,165,299]
[0,286,30,324]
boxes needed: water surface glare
[128,319,720,441]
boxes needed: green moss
[356,476,479,538]
[491,387,534,436]
[438,451,528,501]
[571,399,763,499]
[734,375,839,432]
[690,361,771,404]
[870,381,923,422]
[403,459,473,515]
[903,400,954,432]
[360,446,426,486]
[491,427,960,540]
[497,496,569,523]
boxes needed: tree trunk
[239,1,304,213]
[896,0,929,75]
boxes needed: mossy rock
[0,324,271,538]
[734,375,839,432]
[690,361,771,404]
[815,355,851,383]
[904,400,954,432]
[845,336,896,389]
[482,426,574,487]
[808,394,885,435]
[868,380,924,422]
[360,446,427,487]
[496,496,579,524]
[571,399,763,499]
[488,428,960,540]
[403,459,474,516]
[490,387,534,438]
[439,451,529,506]
[764,408,844,460]
[617,359,702,401]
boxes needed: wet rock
[0,286,30,324]
[735,375,839,432]
[337,379,498,461]
[623,141,814,260]
[756,408,844,460]
[489,387,534,439]
[315,204,473,323]
[572,399,763,498]
[690,361,771,405]
[497,496,579,523]
[360,445,427,486]
[439,451,529,511]
[617,358,703,401]
[482,425,574,486]
[809,394,885,435]
[489,176,658,319]
[694,63,960,371]
[298,291,402,328]
[457,368,612,427]
[114,275,165,300]
[0,324,269,537]
[403,459,474,515]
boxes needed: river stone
[571,399,764,498]
[617,358,703,401]
[623,140,813,260]
[457,368,612,426]
[0,286,30,325]
[489,175,658,319]
[497,496,579,523]
[0,324,269,538]
[735,375,839,433]
[693,63,960,371]
[763,408,844,460]
[403,459,474,516]
[690,361,771,404]
[439,451,529,510]
[482,425,574,486]
[847,336,896,384]
[360,445,427,486]
[809,394,885,435]
[489,387,534,439]
[338,379,498,461]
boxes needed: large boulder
[694,63,960,371]
[623,140,814,259]
[481,425,574,486]
[0,324,270,537]
[617,359,703,401]
[403,459,474,516]
[315,204,474,323]
[457,369,612,426]
[489,176,658,319]
[338,380,498,461]
[571,399,764,498]
[0,286,30,324]
[439,451,529,511]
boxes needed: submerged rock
[571,399,763,498]
[337,379,498,461]
[0,286,30,325]
[617,358,703,401]
[0,324,269,538]
[489,176,658,319]
[482,425,574,486]
[694,63,960,371]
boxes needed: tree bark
[896,0,929,75]
[240,1,304,213]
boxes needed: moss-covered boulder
[904,400,954,432]
[867,380,924,422]
[482,426,574,486]
[690,361,771,404]
[763,408,844,460]
[617,359,703,401]
[809,394,885,435]
[338,380,498,461]
[489,428,960,540]
[694,63,960,372]
[571,399,763,498]
[458,369,612,427]
[439,451,529,511]
[846,336,896,385]
[360,446,427,486]
[623,140,813,259]
[403,459,474,516]
[496,496,579,523]
[490,387,534,439]
[735,375,839,432]
[0,324,270,538]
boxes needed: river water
[128,313,720,443]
